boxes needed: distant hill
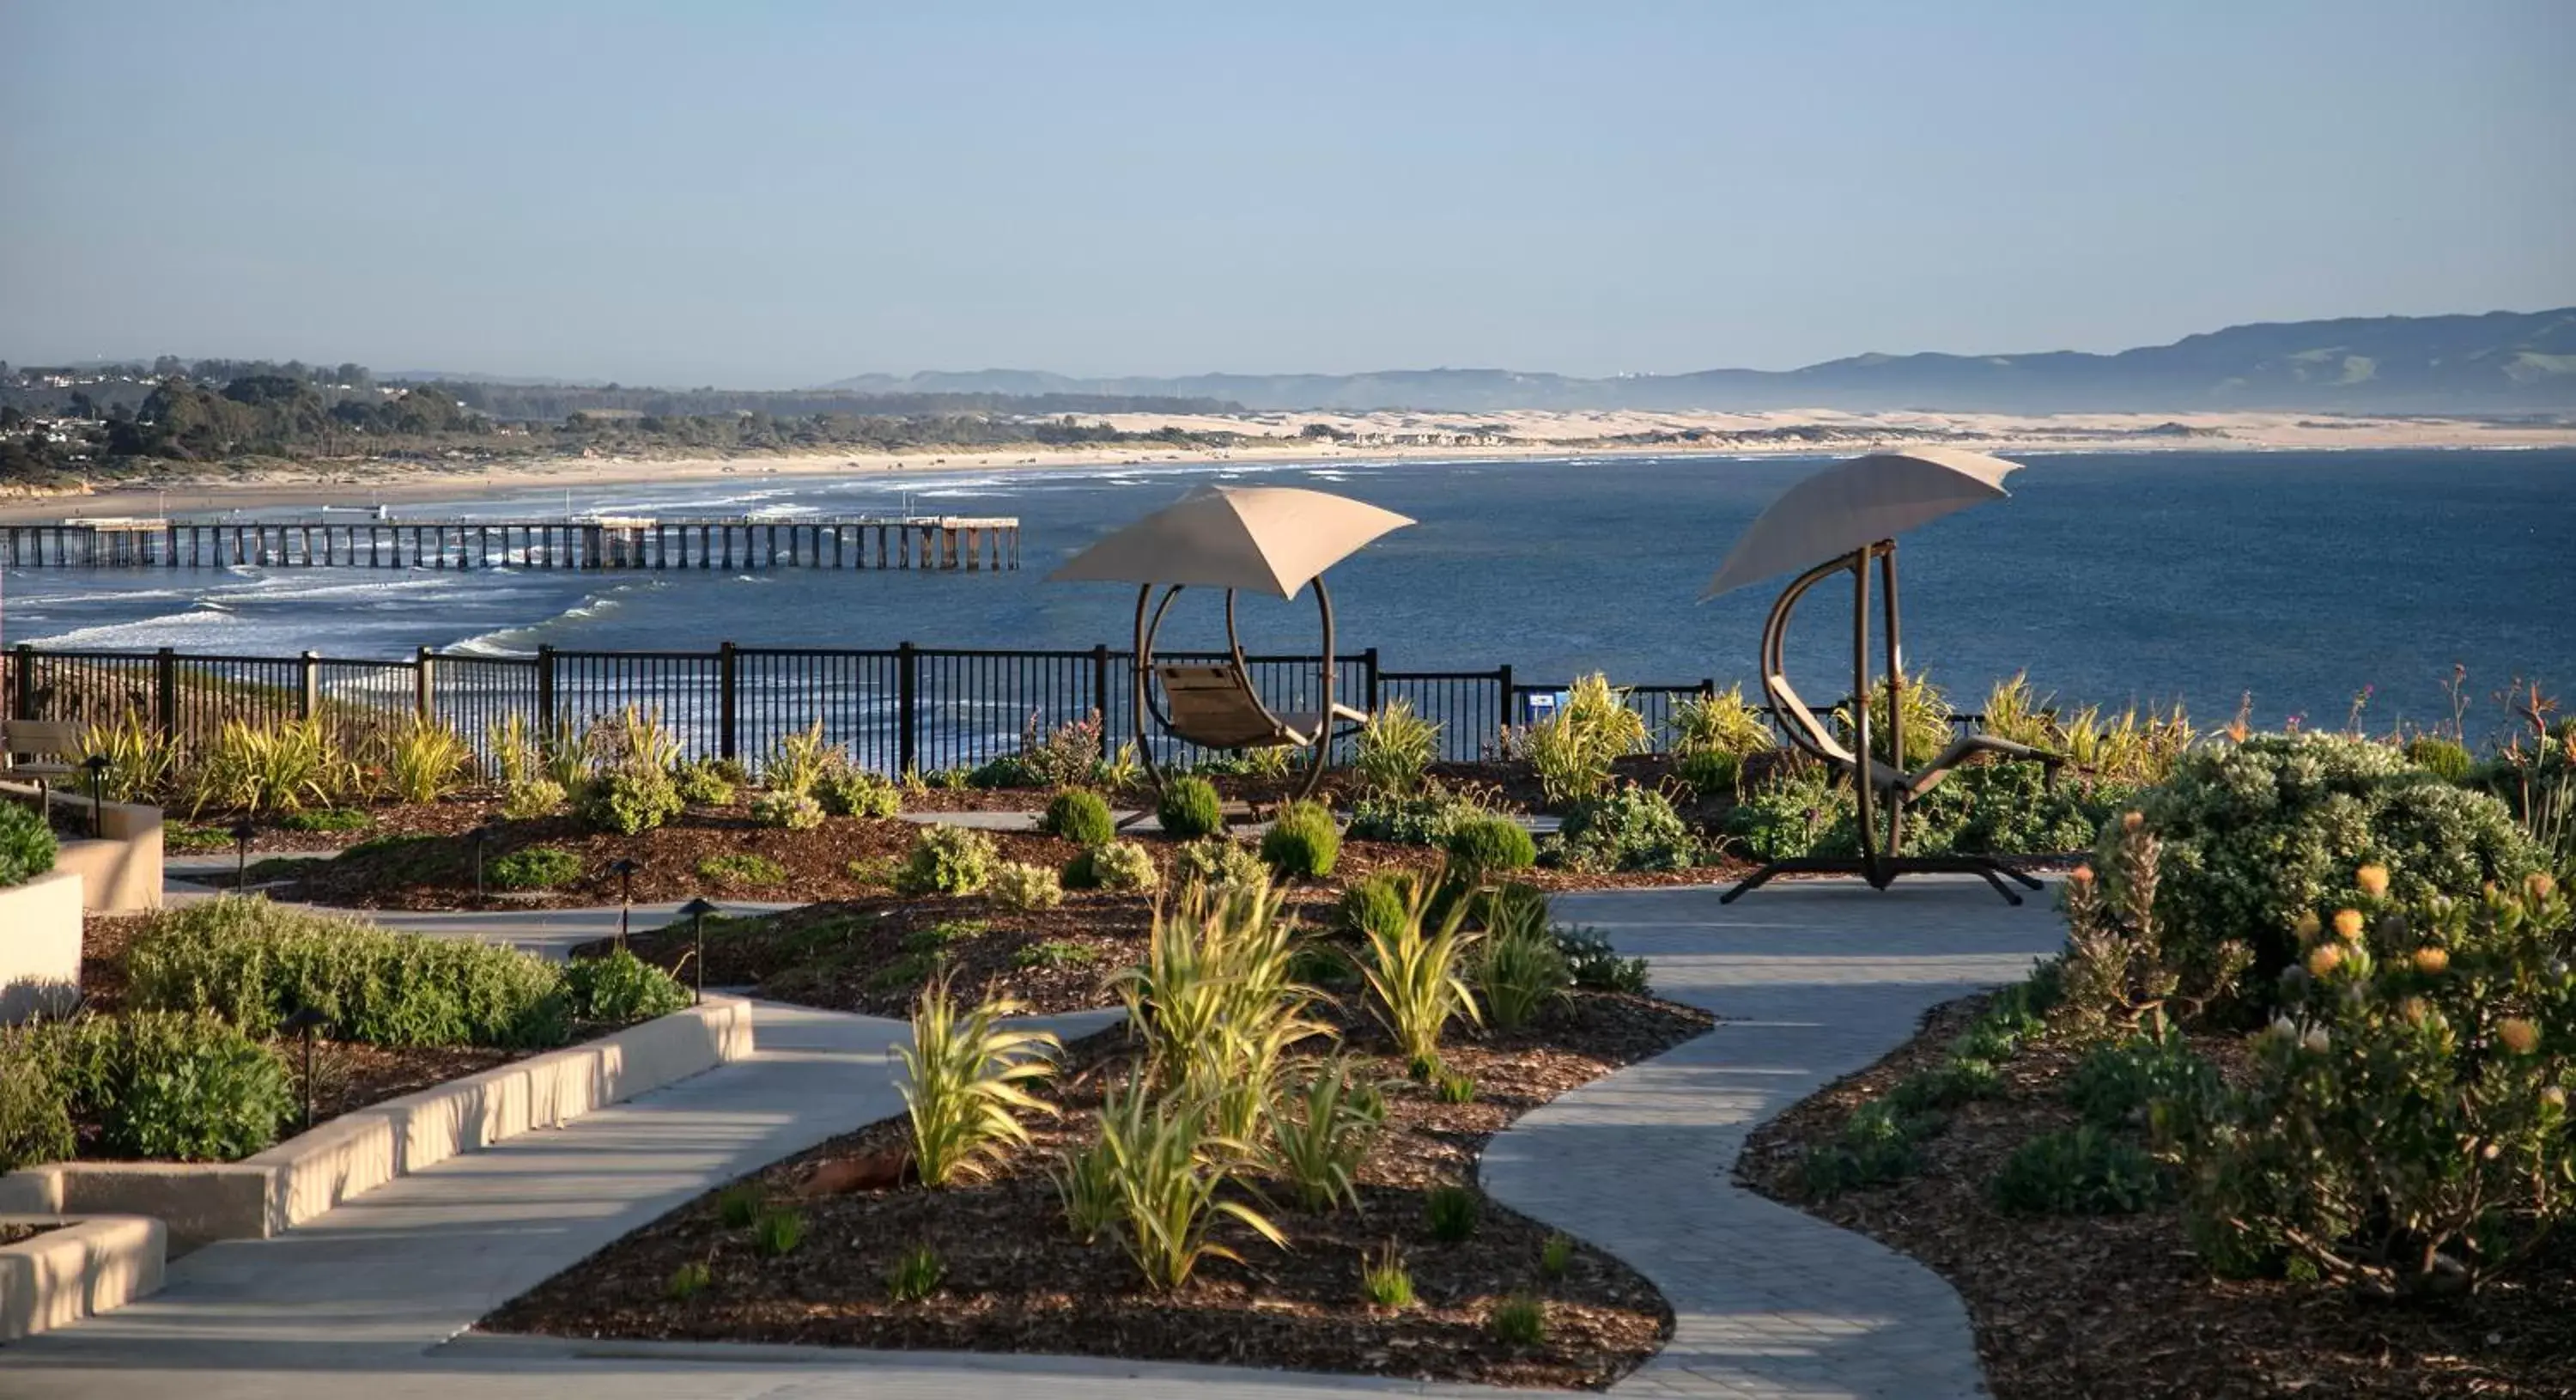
[819,307,2576,414]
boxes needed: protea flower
[2122,810,2144,834]
[2498,1019,2541,1056]
[2332,909,2366,942]
[2069,864,2095,887]
[2413,947,2451,976]
[2307,943,2346,978]
[2530,872,2559,901]
[2356,864,2390,898]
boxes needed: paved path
[1492,878,2063,1398]
[10,878,2061,1398]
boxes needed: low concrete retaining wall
[1,994,755,1245]
[0,1214,167,1342]
[0,867,84,1024]
[46,792,165,914]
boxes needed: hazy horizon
[5,1,2571,387]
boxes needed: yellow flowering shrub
[2182,871,2575,1293]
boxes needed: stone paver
[9,878,2059,1399]
[1489,877,2063,1398]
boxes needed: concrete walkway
[8,879,2062,1398]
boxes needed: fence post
[1364,647,1382,713]
[535,645,557,735]
[299,651,319,720]
[896,641,919,776]
[154,648,179,743]
[11,644,33,721]
[718,642,739,762]
[1495,662,1514,739]
[414,646,434,721]
[1090,644,1109,724]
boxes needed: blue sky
[3,1,2569,385]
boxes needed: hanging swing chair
[1048,484,1414,801]
[1703,447,2063,904]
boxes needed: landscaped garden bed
[489,875,1710,1389]
[1733,728,2576,1400]
[2,898,694,1175]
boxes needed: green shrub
[884,1243,944,1302]
[901,918,984,954]
[1261,800,1340,878]
[0,1049,75,1171]
[562,948,690,1024]
[1068,839,1157,892]
[817,769,902,819]
[1346,785,1495,845]
[751,1207,806,1257]
[665,1261,711,1300]
[1040,788,1116,847]
[1832,669,1954,769]
[1540,1233,1575,1280]
[1990,1125,2165,1215]
[987,860,1065,911]
[1674,749,1741,800]
[577,766,683,836]
[2403,734,2476,783]
[1353,699,1440,797]
[488,845,582,891]
[672,758,736,806]
[1795,1101,1931,1199]
[762,721,842,798]
[1555,924,1649,994]
[1359,1242,1414,1308]
[0,799,58,887]
[1886,1056,2002,1116]
[894,824,998,895]
[2121,733,2541,983]
[1339,871,1411,940]
[966,754,1038,789]
[1156,775,1225,840]
[1517,673,1647,805]
[716,1183,763,1227]
[1544,782,1697,873]
[28,1012,295,1161]
[697,852,787,888]
[1487,1293,1546,1346]
[2067,1031,2221,1131]
[1722,764,1844,861]
[1012,939,1101,970]
[167,822,232,853]
[1425,1184,1480,1241]
[1917,761,2135,856]
[1019,712,1108,789]
[1173,837,1266,892]
[126,896,573,1047]
[1476,892,1571,1032]
[1443,816,1536,877]
[749,789,823,831]
[1435,1069,1478,1103]
[500,778,566,820]
[2181,872,2574,1292]
[274,807,370,833]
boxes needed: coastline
[3,407,2570,522]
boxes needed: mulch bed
[485,990,1713,1389]
[1735,994,2576,1400]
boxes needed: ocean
[5,448,2572,740]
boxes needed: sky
[3,1,2571,387]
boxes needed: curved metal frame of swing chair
[1127,575,1364,804]
[1718,539,2059,906]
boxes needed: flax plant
[1092,1074,1285,1291]
[1353,699,1442,797]
[381,718,472,803]
[1516,673,1648,805]
[1115,878,1334,1140]
[1356,868,1483,1064]
[1266,1056,1390,1213]
[763,718,842,796]
[896,971,1062,1186]
[187,717,352,816]
[77,711,178,802]
[1667,683,1773,759]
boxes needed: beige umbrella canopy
[1048,484,1415,598]
[1703,447,2023,599]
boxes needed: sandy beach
[3,406,2568,522]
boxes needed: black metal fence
[3,642,1765,777]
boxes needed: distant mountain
[818,307,2576,414]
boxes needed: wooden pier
[0,515,1020,571]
